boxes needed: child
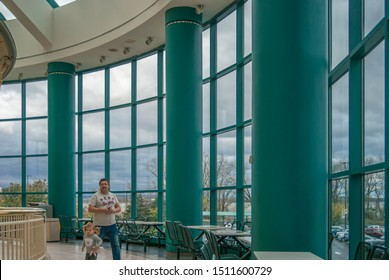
[81,222,103,260]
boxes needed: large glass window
[217,11,236,72]
[26,119,48,155]
[243,0,252,57]
[82,153,105,192]
[137,54,157,101]
[137,101,157,145]
[364,0,385,36]
[203,28,210,79]
[364,42,384,165]
[110,150,131,192]
[0,84,21,119]
[331,73,349,172]
[110,63,131,106]
[217,71,236,129]
[136,147,158,190]
[110,107,131,149]
[0,121,21,155]
[83,70,105,111]
[26,81,47,117]
[217,130,236,187]
[203,82,210,133]
[83,112,105,151]
[331,0,348,69]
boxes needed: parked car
[331,226,344,237]
[336,229,349,241]
[365,227,384,237]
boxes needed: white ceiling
[2,0,235,82]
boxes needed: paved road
[331,239,349,260]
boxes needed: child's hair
[83,222,100,235]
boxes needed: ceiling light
[75,63,82,69]
[195,4,204,14]
[18,73,23,80]
[123,47,130,55]
[99,56,105,63]
[145,37,153,45]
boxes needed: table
[253,251,323,260]
[186,225,226,240]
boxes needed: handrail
[0,207,47,260]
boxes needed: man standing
[88,178,121,260]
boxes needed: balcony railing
[0,207,47,260]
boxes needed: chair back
[165,220,178,243]
[231,220,242,230]
[173,221,185,247]
[58,215,72,233]
[200,240,213,260]
[126,220,141,239]
[242,221,251,232]
[370,245,389,260]
[354,241,373,260]
[204,230,220,260]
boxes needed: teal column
[165,7,202,228]
[48,62,76,218]
[251,0,328,258]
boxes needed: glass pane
[244,62,252,121]
[83,70,105,111]
[0,158,21,189]
[117,193,131,219]
[110,107,131,149]
[0,194,22,207]
[203,82,210,133]
[203,28,210,78]
[136,146,158,190]
[137,101,157,145]
[244,188,252,222]
[136,192,158,221]
[26,193,48,205]
[110,150,131,192]
[364,172,385,259]
[244,125,252,185]
[217,130,236,187]
[364,0,384,36]
[203,137,210,188]
[163,98,166,142]
[26,80,47,117]
[0,83,21,119]
[244,0,252,56]
[364,43,384,165]
[82,194,94,218]
[26,156,48,192]
[0,121,21,155]
[331,0,349,69]
[331,73,349,172]
[217,71,236,129]
[83,112,105,151]
[110,63,131,106]
[203,190,210,224]
[82,153,105,192]
[217,11,236,72]
[331,178,349,260]
[137,54,157,101]
[26,119,48,155]
[217,189,236,226]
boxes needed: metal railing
[0,207,47,260]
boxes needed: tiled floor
[46,239,192,260]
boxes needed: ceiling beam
[2,0,53,49]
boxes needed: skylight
[0,2,16,20]
[47,0,77,9]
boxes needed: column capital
[165,7,202,26]
[48,62,75,75]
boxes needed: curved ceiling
[2,0,234,82]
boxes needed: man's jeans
[99,224,121,260]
